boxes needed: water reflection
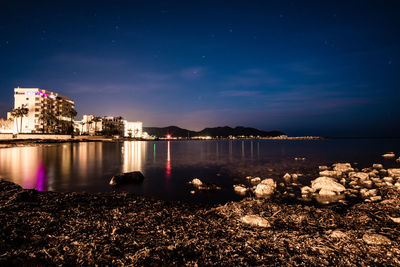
[166,141,171,178]
[123,141,145,173]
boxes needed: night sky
[0,1,399,137]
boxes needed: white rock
[319,188,337,196]
[362,180,373,188]
[382,153,395,158]
[350,172,369,180]
[301,186,313,195]
[255,179,276,197]
[240,215,271,227]
[260,178,276,186]
[370,196,382,202]
[190,178,203,186]
[397,157,400,163]
[383,177,394,183]
[373,164,383,169]
[319,170,342,178]
[283,173,291,182]
[319,166,329,171]
[311,177,346,193]
[366,189,378,197]
[389,216,400,223]
[291,174,298,181]
[233,185,248,195]
[395,182,400,188]
[333,163,354,172]
[388,169,400,177]
[250,177,261,184]
[245,176,253,180]
[363,233,391,245]
[360,188,368,197]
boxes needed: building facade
[10,87,75,133]
[123,121,143,138]
[74,115,103,135]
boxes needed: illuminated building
[75,115,143,138]
[74,115,103,135]
[123,120,142,138]
[9,87,75,133]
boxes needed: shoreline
[1,179,399,265]
[0,136,327,149]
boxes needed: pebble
[240,215,271,228]
[370,196,382,202]
[372,164,383,169]
[362,233,391,245]
[382,153,395,158]
[330,230,348,239]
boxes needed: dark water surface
[1,139,400,204]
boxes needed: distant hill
[143,126,196,138]
[143,126,285,138]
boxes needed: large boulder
[109,171,144,186]
[311,177,346,195]
[255,179,276,197]
[333,163,354,172]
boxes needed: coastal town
[0,87,147,139]
[0,87,320,141]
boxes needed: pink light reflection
[166,141,171,178]
[36,161,47,191]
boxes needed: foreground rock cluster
[233,155,400,205]
[1,179,400,265]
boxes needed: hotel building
[8,87,75,133]
[123,121,143,138]
[75,115,143,138]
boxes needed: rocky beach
[1,156,400,266]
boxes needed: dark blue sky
[1,0,399,136]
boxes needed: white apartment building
[75,115,142,138]
[123,121,143,138]
[75,115,103,135]
[9,87,75,133]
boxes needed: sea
[0,139,399,204]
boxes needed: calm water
[1,139,400,204]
